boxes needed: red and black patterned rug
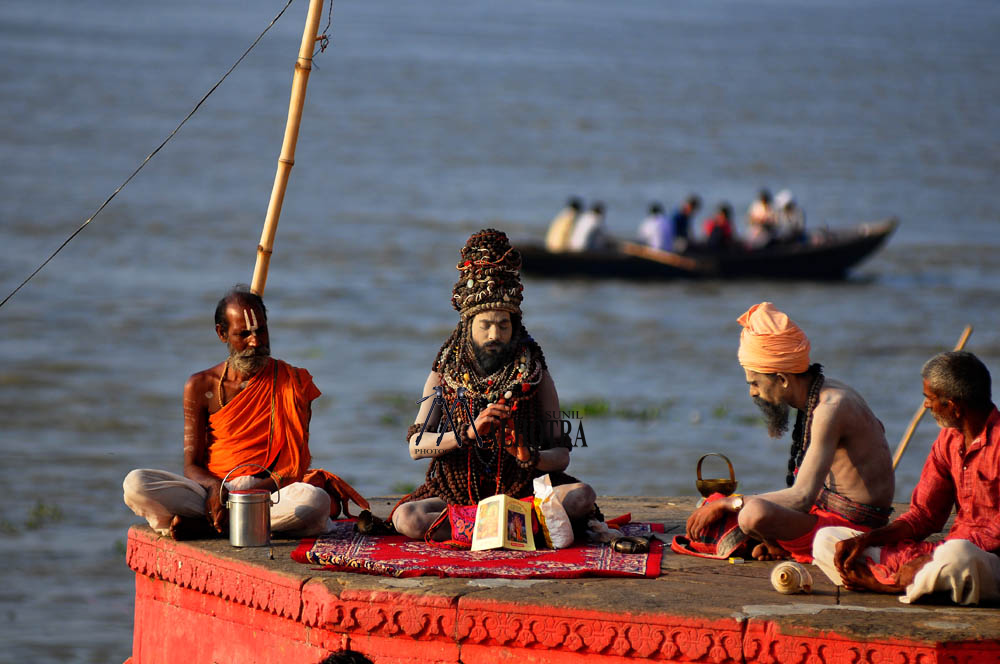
[292,521,664,579]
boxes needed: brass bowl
[696,453,738,498]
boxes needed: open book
[470,494,535,552]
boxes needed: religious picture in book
[471,494,535,552]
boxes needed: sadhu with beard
[123,286,364,540]
[686,302,894,562]
[392,229,596,540]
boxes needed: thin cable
[313,0,334,56]
[0,0,297,310]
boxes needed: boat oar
[618,240,702,272]
[891,324,974,470]
[250,0,327,295]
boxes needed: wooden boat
[518,218,898,281]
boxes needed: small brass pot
[695,453,738,498]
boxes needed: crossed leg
[391,497,448,540]
[391,483,595,541]
[738,497,819,560]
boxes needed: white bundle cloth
[900,539,1000,605]
[532,474,575,549]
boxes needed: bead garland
[786,365,825,487]
[217,359,230,409]
[403,316,551,506]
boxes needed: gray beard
[753,396,790,438]
[229,346,270,375]
[473,340,514,375]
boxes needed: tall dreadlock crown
[452,228,524,317]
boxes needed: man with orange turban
[685,302,895,562]
[123,286,366,540]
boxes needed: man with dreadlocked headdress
[685,302,895,562]
[392,229,597,540]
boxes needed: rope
[0,0,300,311]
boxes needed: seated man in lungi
[123,286,347,539]
[686,302,895,561]
[813,351,1000,605]
[391,229,596,540]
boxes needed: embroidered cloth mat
[292,521,664,579]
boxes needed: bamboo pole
[251,0,327,295]
[891,324,974,470]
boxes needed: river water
[1,0,998,661]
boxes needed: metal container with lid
[221,463,280,547]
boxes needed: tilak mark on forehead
[243,308,259,332]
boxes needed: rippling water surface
[2,0,999,661]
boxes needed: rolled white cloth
[901,539,1000,605]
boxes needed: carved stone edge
[742,620,998,664]
[303,581,745,662]
[301,581,460,643]
[126,526,303,620]
[126,526,1000,662]
[454,603,744,662]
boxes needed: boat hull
[518,219,897,281]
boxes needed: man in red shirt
[812,351,1000,604]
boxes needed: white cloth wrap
[812,526,1000,605]
[123,468,332,538]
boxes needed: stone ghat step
[125,496,1000,664]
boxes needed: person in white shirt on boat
[746,188,777,248]
[637,201,670,251]
[774,189,806,243]
[567,201,608,251]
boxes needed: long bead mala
[786,364,825,487]
[406,317,549,505]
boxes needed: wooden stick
[250,0,327,295]
[618,240,702,272]
[891,325,974,470]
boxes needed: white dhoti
[123,468,333,538]
[812,526,1000,605]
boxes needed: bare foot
[168,515,220,541]
[751,541,790,561]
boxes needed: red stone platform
[125,497,1000,663]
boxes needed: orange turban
[737,302,811,374]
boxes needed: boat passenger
[773,189,806,243]
[669,194,701,253]
[544,196,583,252]
[567,201,609,251]
[392,229,597,540]
[123,286,361,540]
[637,201,670,251]
[813,351,1000,605]
[685,302,894,562]
[702,202,736,251]
[746,188,777,248]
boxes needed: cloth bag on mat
[533,474,574,549]
[671,493,751,559]
[425,504,479,548]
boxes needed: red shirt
[895,405,1000,553]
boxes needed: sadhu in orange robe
[205,358,367,517]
